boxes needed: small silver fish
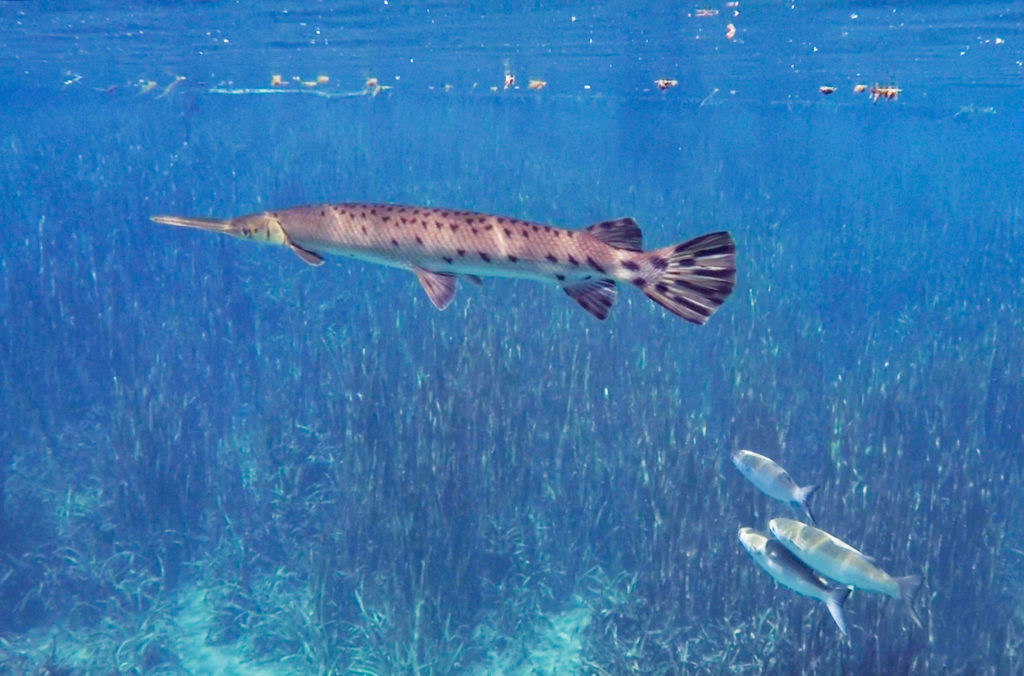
[738,527,850,634]
[732,449,819,524]
[151,203,736,323]
[769,518,923,628]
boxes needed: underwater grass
[1,97,1023,674]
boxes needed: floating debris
[695,8,719,17]
[271,74,284,87]
[853,83,867,94]
[654,78,678,91]
[870,84,901,102]
[953,104,996,117]
[317,74,329,84]
[137,80,157,95]
[502,57,515,90]
[528,79,547,90]
[157,75,186,99]
[209,87,368,98]
[726,23,736,40]
[819,85,836,95]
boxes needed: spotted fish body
[151,203,736,323]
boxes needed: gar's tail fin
[825,586,851,635]
[897,575,923,628]
[638,231,736,323]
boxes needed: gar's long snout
[151,215,234,234]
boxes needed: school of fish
[732,449,923,635]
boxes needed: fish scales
[731,449,819,524]
[769,518,923,627]
[151,202,736,323]
[738,527,849,634]
[285,203,616,283]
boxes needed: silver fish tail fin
[826,586,851,635]
[897,575,923,628]
[639,231,736,324]
[795,484,821,525]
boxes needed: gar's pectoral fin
[287,240,325,266]
[414,267,457,310]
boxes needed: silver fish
[738,527,850,634]
[769,518,922,628]
[732,449,819,524]
[151,203,735,322]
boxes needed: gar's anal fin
[563,279,617,320]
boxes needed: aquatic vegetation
[2,20,1024,672]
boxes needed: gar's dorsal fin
[585,218,643,252]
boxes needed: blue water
[2,2,1023,673]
